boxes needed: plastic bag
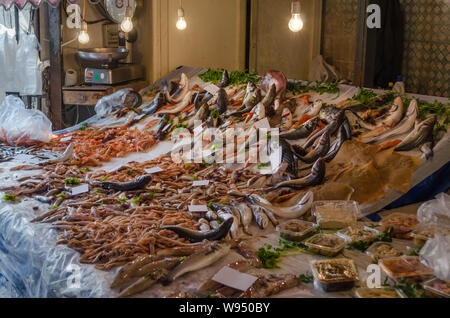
[417,192,450,228]
[308,55,341,83]
[15,33,42,96]
[0,26,17,100]
[94,88,133,118]
[0,95,52,146]
[420,234,450,282]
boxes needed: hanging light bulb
[78,21,90,44]
[121,3,134,33]
[176,1,187,30]
[289,1,304,32]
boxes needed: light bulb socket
[125,6,133,18]
[291,1,301,14]
[81,21,88,32]
[178,8,185,18]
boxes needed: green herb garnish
[132,196,141,204]
[299,273,314,284]
[56,193,67,199]
[256,244,282,269]
[2,194,17,202]
[65,178,81,185]
[78,123,88,131]
[199,69,259,87]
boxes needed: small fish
[263,274,299,297]
[323,124,349,163]
[160,218,234,242]
[280,117,319,140]
[272,158,326,190]
[142,92,167,115]
[111,255,159,289]
[280,108,293,131]
[298,131,330,164]
[249,191,313,219]
[165,243,231,282]
[230,201,253,235]
[89,175,152,191]
[303,110,345,149]
[118,269,168,298]
[158,91,193,115]
[250,205,269,229]
[218,70,230,88]
[306,100,323,117]
[215,88,229,114]
[395,115,436,156]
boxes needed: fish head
[299,191,314,205]
[406,99,418,116]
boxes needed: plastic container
[311,258,359,292]
[380,213,419,239]
[366,242,403,263]
[279,220,317,242]
[355,287,406,298]
[422,278,450,298]
[379,256,434,283]
[304,233,346,257]
[410,224,450,247]
[392,75,405,94]
[312,200,359,230]
[337,225,380,244]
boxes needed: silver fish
[272,158,326,190]
[166,243,231,282]
[280,117,319,140]
[230,201,253,235]
[158,91,193,115]
[298,131,330,164]
[118,269,168,298]
[165,73,189,104]
[250,205,269,229]
[249,191,313,219]
[395,115,436,156]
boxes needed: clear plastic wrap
[15,33,42,96]
[417,192,450,228]
[420,233,450,282]
[0,95,52,146]
[0,204,113,298]
[94,88,133,118]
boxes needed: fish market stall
[0,66,449,298]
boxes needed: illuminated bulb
[289,1,303,32]
[121,17,133,33]
[289,13,303,32]
[176,8,187,30]
[78,22,90,44]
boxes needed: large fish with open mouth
[395,115,436,159]
[165,243,231,283]
[280,117,319,140]
[165,73,189,104]
[249,191,313,219]
[271,157,326,190]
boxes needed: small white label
[212,266,258,291]
[254,118,271,130]
[193,180,210,187]
[188,205,209,212]
[60,136,73,142]
[72,184,89,196]
[145,167,163,174]
[204,84,220,95]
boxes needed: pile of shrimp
[8,154,263,270]
[47,126,157,167]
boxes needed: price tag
[60,136,73,142]
[212,267,258,291]
[188,205,209,212]
[204,84,220,95]
[72,184,89,196]
[145,167,163,174]
[254,118,271,130]
[193,180,210,187]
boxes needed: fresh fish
[380,96,404,127]
[395,115,436,156]
[158,91,193,115]
[193,91,206,110]
[271,138,298,177]
[111,255,160,289]
[262,209,279,226]
[215,88,229,114]
[280,117,319,140]
[323,124,348,163]
[230,201,253,235]
[306,100,323,117]
[228,88,261,117]
[160,218,234,242]
[165,243,231,282]
[90,175,152,191]
[298,131,330,164]
[165,73,189,104]
[280,108,293,131]
[218,70,230,88]
[142,92,167,115]
[188,103,209,128]
[249,191,313,219]
[135,257,182,278]
[250,205,269,229]
[371,99,418,144]
[303,110,345,149]
[118,269,168,298]
[420,142,434,160]
[262,84,277,108]
[45,143,74,164]
[272,158,326,190]
[156,241,211,258]
[205,209,218,221]
[263,274,299,297]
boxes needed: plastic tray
[354,287,406,298]
[422,278,450,298]
[311,258,359,292]
[380,213,419,239]
[379,256,434,283]
[279,220,317,242]
[312,200,359,230]
[304,233,346,257]
[336,225,380,244]
[366,242,403,263]
[410,224,450,247]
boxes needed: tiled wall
[399,0,449,98]
[321,0,449,98]
[321,0,358,83]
